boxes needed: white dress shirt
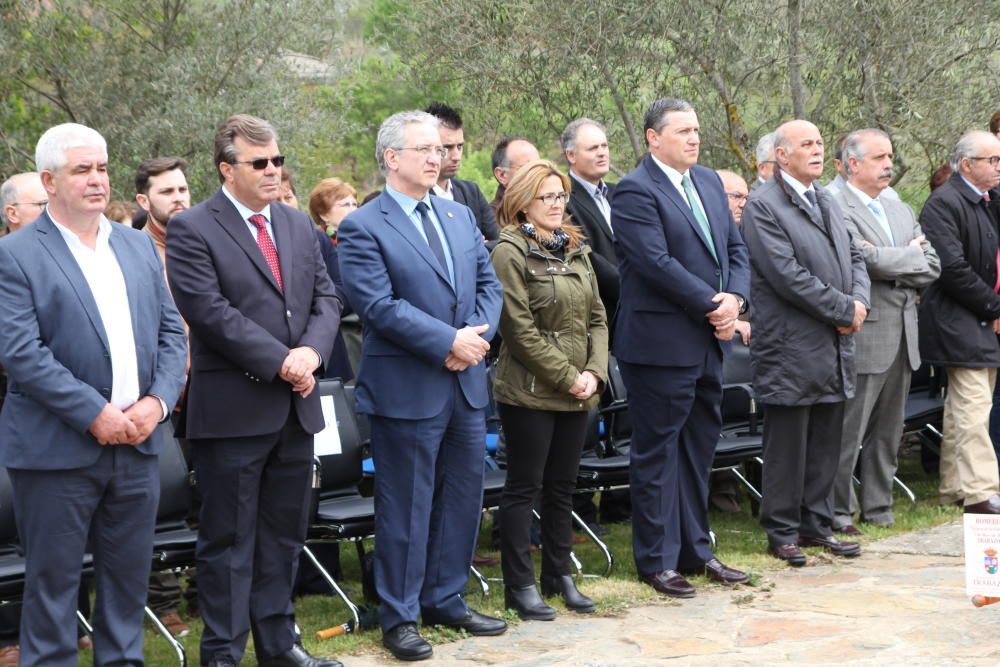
[50,214,140,411]
[649,154,708,218]
[569,170,612,231]
[222,185,276,248]
[432,180,455,201]
[781,171,817,208]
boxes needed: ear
[39,170,57,195]
[564,149,576,167]
[218,162,233,183]
[494,166,507,186]
[645,128,658,148]
[135,193,150,212]
[383,148,398,173]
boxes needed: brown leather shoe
[835,524,864,537]
[768,543,806,567]
[703,558,749,585]
[157,611,191,638]
[0,645,19,666]
[77,636,93,651]
[797,534,861,557]
[471,553,500,567]
[964,494,1000,514]
[638,570,695,598]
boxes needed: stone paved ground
[342,522,1000,666]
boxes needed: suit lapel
[570,179,613,243]
[210,190,282,295]
[841,187,893,246]
[379,193,453,289]
[689,168,725,265]
[34,215,110,353]
[644,158,716,258]
[433,198,462,294]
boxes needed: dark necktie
[415,202,449,277]
[248,214,283,292]
[803,189,817,208]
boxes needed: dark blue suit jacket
[337,191,503,419]
[612,158,750,366]
[0,213,187,469]
[166,191,342,438]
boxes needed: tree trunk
[787,0,805,119]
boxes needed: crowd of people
[0,97,999,666]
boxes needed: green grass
[80,443,959,666]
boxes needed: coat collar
[208,189,287,298]
[836,182,895,246]
[378,191,456,292]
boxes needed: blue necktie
[867,199,894,244]
[415,202,449,276]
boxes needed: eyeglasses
[395,145,448,159]
[232,155,286,170]
[969,156,1000,167]
[726,192,749,202]
[12,200,48,208]
[536,192,570,206]
[334,201,358,208]
[442,143,464,155]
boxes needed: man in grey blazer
[741,119,870,566]
[831,129,940,533]
[0,123,187,666]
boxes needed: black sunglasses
[233,155,285,170]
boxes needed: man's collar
[221,185,271,222]
[385,184,432,216]
[649,154,689,187]
[960,174,987,198]
[48,208,111,248]
[780,171,814,198]
[844,181,877,207]
[433,180,453,196]
[569,170,607,197]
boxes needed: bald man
[717,170,749,225]
[741,119,870,566]
[1,173,47,234]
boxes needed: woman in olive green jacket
[491,159,609,620]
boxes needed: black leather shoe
[258,643,343,667]
[207,660,236,667]
[540,573,595,613]
[504,584,556,620]
[638,570,695,598]
[421,608,507,636]
[965,494,1000,514]
[768,543,807,567]
[797,534,861,557]
[703,558,749,585]
[382,623,432,662]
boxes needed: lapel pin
[447,212,454,218]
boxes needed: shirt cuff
[151,395,170,423]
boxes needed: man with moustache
[613,98,751,597]
[741,119,870,566]
[167,114,343,667]
[0,123,186,666]
[919,130,1000,514]
[338,110,505,660]
[1,172,48,234]
[831,129,940,533]
[425,102,498,242]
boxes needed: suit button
[714,269,721,276]
[286,310,292,318]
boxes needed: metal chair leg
[708,529,717,550]
[893,475,917,503]
[469,564,490,597]
[144,605,187,667]
[730,467,762,500]
[302,544,360,629]
[570,510,614,577]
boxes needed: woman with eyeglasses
[490,159,608,620]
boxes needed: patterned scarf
[519,222,569,252]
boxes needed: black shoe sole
[382,644,433,662]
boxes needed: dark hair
[213,114,277,183]
[492,136,532,171]
[134,157,187,194]
[930,162,953,191]
[642,98,694,144]
[280,165,295,193]
[833,134,849,163]
[424,102,463,130]
[361,190,381,205]
[990,108,1000,135]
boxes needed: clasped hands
[569,370,600,400]
[89,396,163,446]
[706,292,741,341]
[836,300,868,334]
[280,346,321,398]
[445,324,490,371]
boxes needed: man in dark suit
[338,110,505,661]
[0,123,187,666]
[741,119,870,566]
[918,130,1000,514]
[425,102,498,242]
[613,98,751,598]
[166,115,343,667]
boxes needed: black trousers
[497,403,588,586]
[760,402,845,545]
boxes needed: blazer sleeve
[582,251,610,387]
[144,234,188,411]
[472,184,500,241]
[611,178,718,315]
[296,228,343,371]
[0,244,106,433]
[844,208,938,284]
[166,214,291,381]
[337,213,458,365]
[741,198,857,328]
[462,211,504,339]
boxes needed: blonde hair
[308,177,357,225]
[497,159,584,248]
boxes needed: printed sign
[964,514,1000,596]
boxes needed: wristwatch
[736,295,748,314]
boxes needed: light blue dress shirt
[385,185,455,286]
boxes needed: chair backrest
[157,424,192,525]
[344,384,370,446]
[722,342,753,385]
[0,468,16,546]
[316,379,364,493]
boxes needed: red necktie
[248,214,283,292]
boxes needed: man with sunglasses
[166,114,343,667]
[918,130,1000,515]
